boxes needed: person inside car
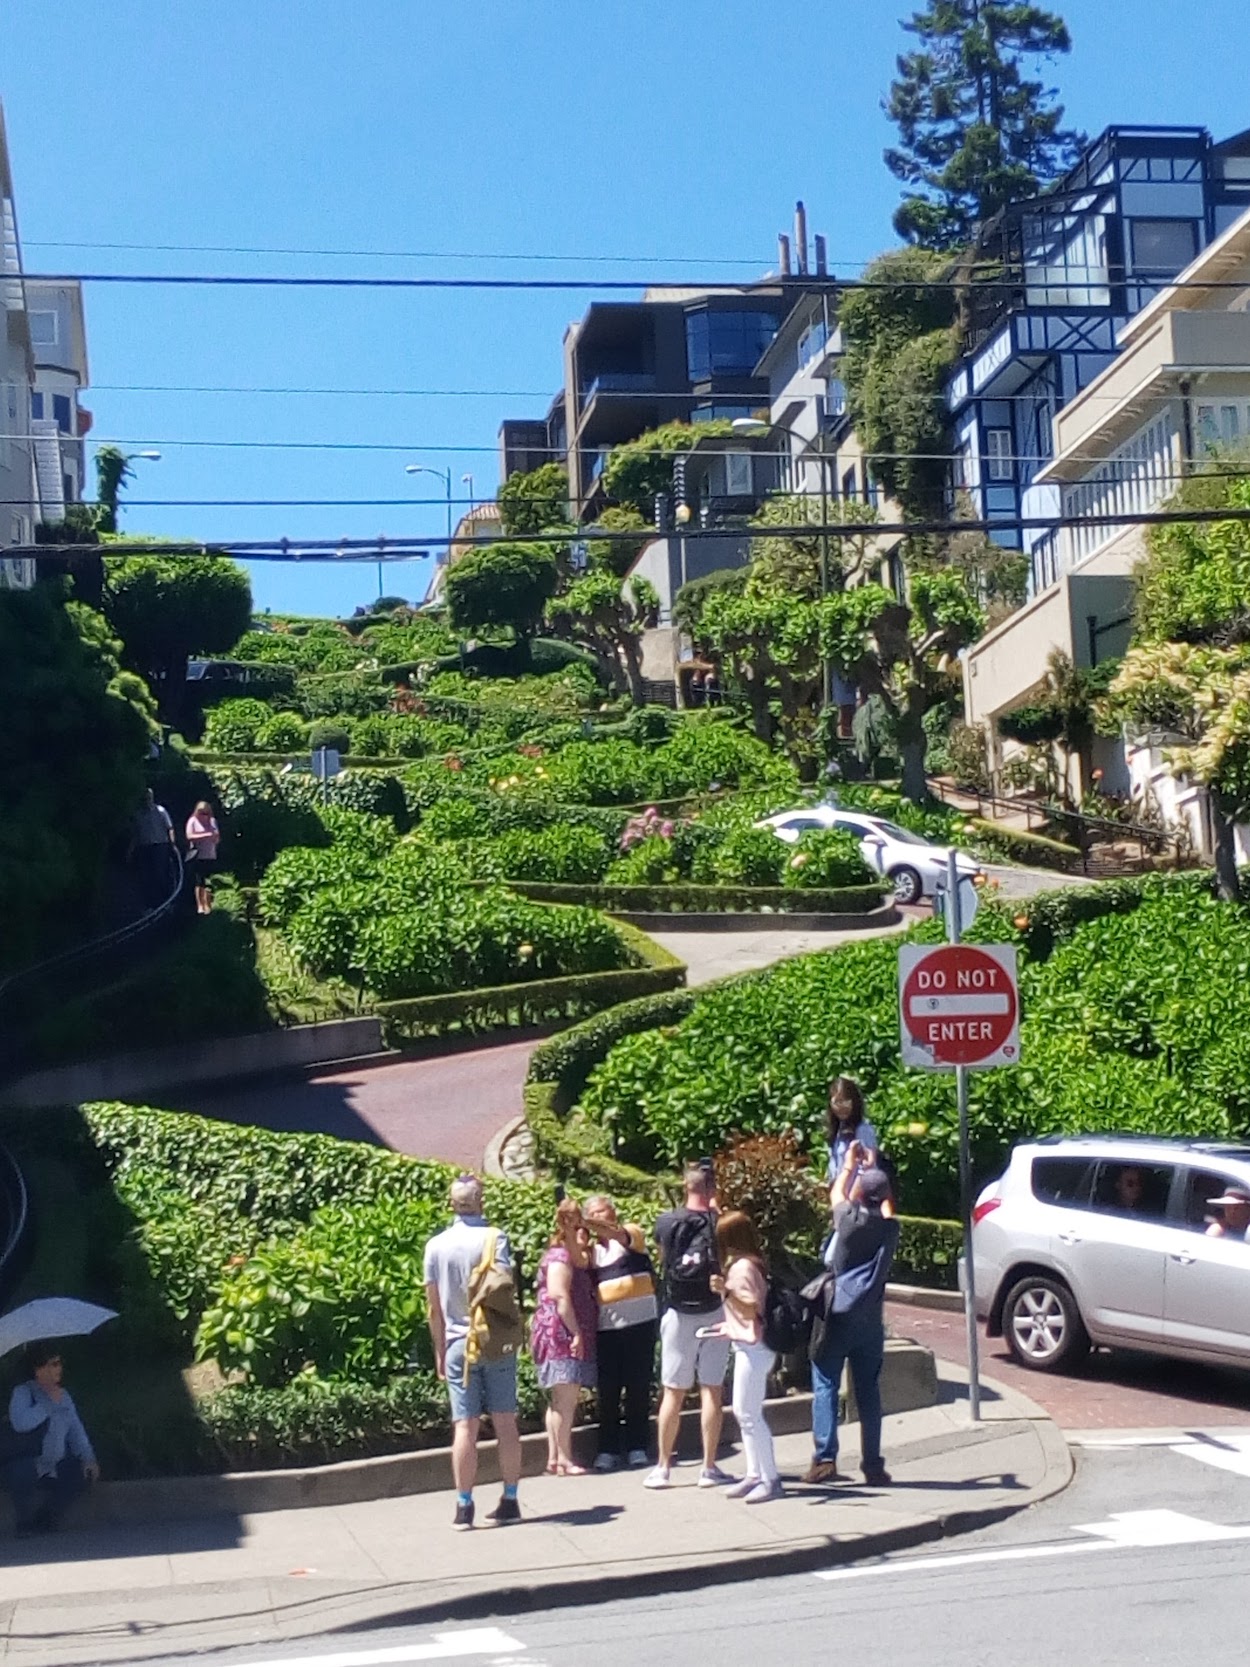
[1113,1166,1146,1213]
[1205,1185,1250,1241]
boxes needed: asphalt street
[115,1433,1250,1667]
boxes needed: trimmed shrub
[254,711,309,753]
[308,720,352,755]
[690,826,784,887]
[782,828,875,889]
[203,698,273,753]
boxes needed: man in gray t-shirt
[422,1175,521,1530]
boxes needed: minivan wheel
[890,865,923,905]
[1003,1275,1089,1372]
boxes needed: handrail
[927,777,1189,870]
[0,849,186,1008]
[0,1141,30,1302]
[0,850,188,1079]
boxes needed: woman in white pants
[710,1211,781,1504]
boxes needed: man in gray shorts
[644,1162,732,1490]
[423,1175,522,1530]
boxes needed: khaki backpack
[463,1228,524,1382]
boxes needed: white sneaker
[743,1479,783,1505]
[725,1475,760,1499]
[626,1449,650,1469]
[698,1464,734,1488]
[593,1453,620,1473]
[643,1464,672,1490]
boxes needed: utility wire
[27,270,1250,294]
[22,500,1250,561]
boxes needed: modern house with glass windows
[947,124,1250,594]
[962,202,1250,852]
[557,287,784,515]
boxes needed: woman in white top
[185,800,221,915]
[584,1195,659,1472]
[710,1210,781,1504]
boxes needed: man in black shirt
[644,1163,732,1490]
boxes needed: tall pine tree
[885,1,1085,250]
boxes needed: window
[724,451,753,497]
[1031,1157,1096,1206]
[62,472,74,505]
[685,308,780,380]
[27,310,57,346]
[690,401,757,426]
[1221,406,1242,445]
[841,466,857,501]
[986,428,1014,481]
[1090,1161,1175,1223]
[30,391,43,420]
[1176,1168,1246,1232]
[1129,218,1199,275]
[52,393,72,434]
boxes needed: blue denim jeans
[2,1456,87,1530]
[811,1305,886,1469]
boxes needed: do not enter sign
[899,942,1020,1070]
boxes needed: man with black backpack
[645,1162,733,1490]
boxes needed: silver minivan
[972,1136,1250,1372]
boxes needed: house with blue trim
[947,124,1250,594]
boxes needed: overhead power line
[22,499,1250,561]
[29,270,1250,295]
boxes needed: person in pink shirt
[709,1211,781,1504]
[185,800,220,915]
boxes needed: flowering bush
[620,807,676,850]
[782,829,875,890]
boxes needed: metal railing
[931,778,1191,875]
[0,1141,30,1304]
[0,850,188,1080]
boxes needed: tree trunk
[621,634,645,705]
[899,734,929,804]
[1211,790,1242,903]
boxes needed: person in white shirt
[423,1174,522,1531]
[4,1345,99,1536]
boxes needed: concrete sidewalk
[0,1363,1070,1666]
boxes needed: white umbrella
[0,1299,117,1361]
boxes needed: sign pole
[946,850,982,1422]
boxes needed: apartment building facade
[946,124,1250,593]
[0,105,93,591]
[962,203,1250,846]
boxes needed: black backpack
[762,1279,809,1355]
[665,1211,718,1312]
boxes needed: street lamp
[404,463,453,554]
[461,472,475,511]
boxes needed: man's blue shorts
[445,1337,519,1423]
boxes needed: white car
[972,1136,1250,1373]
[757,803,982,905]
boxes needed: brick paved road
[887,1300,1250,1429]
[181,1034,541,1169]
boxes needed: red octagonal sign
[899,943,1020,1070]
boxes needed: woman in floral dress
[530,1197,598,1474]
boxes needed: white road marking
[217,1629,527,1667]
[1169,1432,1250,1479]
[815,1510,1250,1582]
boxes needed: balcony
[578,372,656,402]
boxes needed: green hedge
[968,817,1084,871]
[524,1080,671,1196]
[503,879,891,915]
[375,922,686,1043]
[893,1217,963,1291]
[1006,868,1217,962]
[526,985,699,1101]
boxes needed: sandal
[556,1463,588,1476]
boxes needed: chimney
[794,201,808,276]
[814,233,828,277]
[778,233,792,277]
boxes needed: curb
[616,904,902,934]
[885,1282,965,1312]
[85,1340,939,1525]
[482,1114,526,1179]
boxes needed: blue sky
[6,0,1250,618]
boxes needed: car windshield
[866,819,932,847]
